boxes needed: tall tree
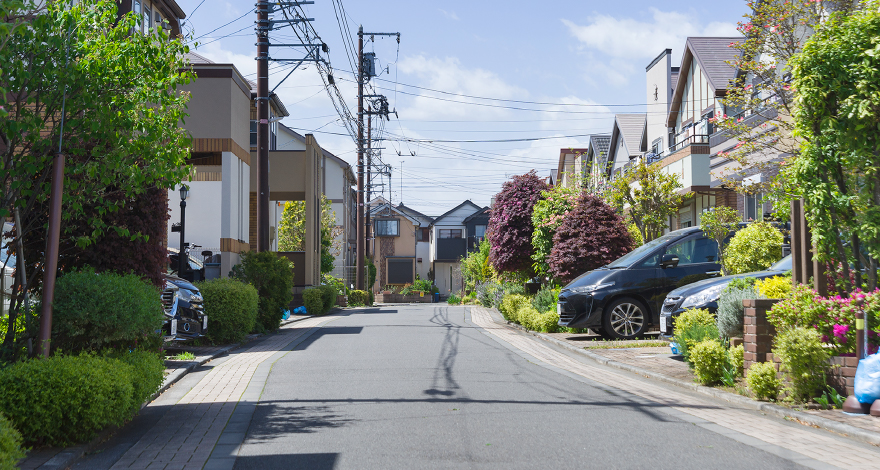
[487,171,548,275]
[604,160,687,243]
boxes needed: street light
[179,184,189,280]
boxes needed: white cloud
[437,9,460,21]
[562,9,738,62]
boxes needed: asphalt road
[232,304,805,470]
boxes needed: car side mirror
[660,254,679,269]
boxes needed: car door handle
[706,271,721,277]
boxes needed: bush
[112,350,165,413]
[476,281,501,307]
[322,274,346,295]
[413,279,433,293]
[0,355,137,446]
[729,344,745,377]
[230,251,294,332]
[716,286,758,339]
[195,278,258,344]
[673,308,718,362]
[727,277,757,291]
[488,171,549,273]
[52,267,164,353]
[747,361,781,400]
[675,308,716,333]
[348,290,370,307]
[447,294,462,305]
[690,340,729,385]
[755,276,791,299]
[536,311,561,333]
[302,288,325,315]
[0,412,24,470]
[319,284,337,313]
[515,306,541,331]
[723,221,783,275]
[773,327,829,400]
[500,294,531,321]
[531,287,559,313]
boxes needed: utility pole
[356,26,365,290]
[366,112,372,263]
[256,0,270,252]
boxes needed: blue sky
[175,0,747,216]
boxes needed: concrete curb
[488,308,880,448]
[33,314,317,470]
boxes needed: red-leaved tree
[487,171,548,274]
[549,192,633,283]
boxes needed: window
[651,138,662,155]
[666,236,718,265]
[439,229,462,239]
[375,219,399,237]
[746,193,764,221]
[417,228,429,242]
[474,225,486,239]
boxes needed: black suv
[557,227,721,339]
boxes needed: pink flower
[833,324,850,342]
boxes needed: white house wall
[167,180,222,255]
[646,50,672,151]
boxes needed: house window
[375,219,399,237]
[474,225,486,239]
[746,193,764,221]
[439,229,462,239]
[416,228,429,242]
[651,138,662,155]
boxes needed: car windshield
[607,232,680,269]
[769,254,792,271]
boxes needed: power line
[193,8,251,41]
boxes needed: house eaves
[463,207,491,223]
[370,203,421,226]
[432,200,483,225]
[667,37,743,128]
[397,203,435,225]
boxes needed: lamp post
[179,185,189,280]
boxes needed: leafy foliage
[747,361,782,401]
[348,290,371,307]
[548,192,633,283]
[700,207,740,275]
[319,285,337,313]
[230,251,293,332]
[111,350,165,414]
[460,238,494,292]
[499,294,530,322]
[0,412,24,470]
[447,294,461,305]
[302,288,325,315]
[604,160,686,243]
[195,278,258,344]
[277,196,342,274]
[773,327,829,400]
[754,276,791,299]
[531,287,559,313]
[716,286,759,339]
[488,171,548,274]
[729,344,745,377]
[673,308,718,361]
[0,354,138,446]
[723,222,783,275]
[530,184,579,275]
[690,340,729,385]
[52,268,164,353]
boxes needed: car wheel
[603,297,649,339]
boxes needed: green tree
[530,184,579,277]
[790,1,880,292]
[0,1,193,362]
[460,238,494,291]
[604,160,687,243]
[277,195,341,274]
[700,206,740,276]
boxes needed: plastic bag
[281,309,290,320]
[855,354,880,404]
[293,306,307,315]
[670,342,681,355]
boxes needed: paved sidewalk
[470,307,880,469]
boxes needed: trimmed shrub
[112,350,165,413]
[516,306,541,331]
[488,171,549,273]
[747,361,781,401]
[755,276,791,299]
[723,221,783,275]
[673,308,718,362]
[531,287,559,313]
[195,278,258,344]
[536,312,561,333]
[0,412,24,470]
[727,277,757,291]
[773,327,829,400]
[729,344,745,377]
[0,355,136,446]
[302,288,324,315]
[52,267,164,353]
[319,285,337,313]
[348,290,370,307]
[447,294,462,305]
[500,294,531,322]
[716,286,759,339]
[690,340,729,385]
[675,308,716,333]
[231,251,294,332]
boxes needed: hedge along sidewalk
[18,313,316,470]
[481,306,880,449]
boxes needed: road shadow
[293,326,364,350]
[234,453,338,470]
[244,403,355,444]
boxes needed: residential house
[368,203,420,290]
[429,200,484,296]
[463,207,490,251]
[583,134,611,192]
[555,148,589,189]
[606,114,648,180]
[395,203,435,281]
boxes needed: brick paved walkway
[108,315,338,470]
[471,307,880,469]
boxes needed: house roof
[606,114,647,178]
[463,206,491,223]
[432,200,483,225]
[369,203,421,226]
[557,148,588,183]
[186,52,212,64]
[588,135,611,162]
[396,203,435,224]
[667,37,744,127]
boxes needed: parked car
[168,246,205,282]
[161,274,207,341]
[659,255,792,337]
[557,227,723,339]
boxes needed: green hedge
[52,267,164,353]
[231,251,294,332]
[195,278,259,344]
[689,340,728,385]
[0,412,24,470]
[0,355,140,446]
[319,285,336,313]
[112,350,166,413]
[302,288,324,315]
[348,290,370,307]
[723,221,783,275]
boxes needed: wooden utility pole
[256,0,270,252]
[356,26,365,289]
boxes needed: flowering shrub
[531,184,579,276]
[488,171,548,274]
